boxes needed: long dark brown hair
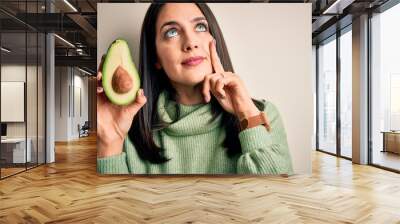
[129,3,264,164]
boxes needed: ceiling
[0,0,392,73]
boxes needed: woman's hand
[202,39,260,120]
[97,55,147,158]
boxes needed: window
[317,36,337,154]
[0,1,47,179]
[317,25,353,159]
[340,28,352,158]
[370,2,400,171]
[390,74,400,130]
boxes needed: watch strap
[239,112,271,132]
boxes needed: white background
[1,81,24,122]
[98,3,313,174]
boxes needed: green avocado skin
[102,39,140,106]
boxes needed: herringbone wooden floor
[0,134,399,224]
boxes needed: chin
[184,66,210,77]
[176,65,212,85]
[184,78,205,87]
[184,72,206,84]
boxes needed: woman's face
[155,3,214,88]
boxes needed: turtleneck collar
[156,91,223,136]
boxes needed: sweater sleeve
[97,139,130,174]
[236,101,294,175]
[97,134,153,174]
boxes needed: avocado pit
[112,66,133,94]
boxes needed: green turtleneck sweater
[97,92,294,175]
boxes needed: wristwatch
[239,111,271,132]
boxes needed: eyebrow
[159,17,207,32]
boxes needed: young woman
[97,3,294,175]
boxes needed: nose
[182,33,199,52]
[183,42,198,51]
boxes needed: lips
[181,56,205,66]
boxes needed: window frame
[316,24,353,161]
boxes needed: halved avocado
[102,39,140,106]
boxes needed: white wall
[1,65,26,139]
[98,3,313,174]
[54,67,89,141]
[1,64,46,164]
[72,72,89,138]
[1,65,35,138]
[55,66,68,141]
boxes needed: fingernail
[213,39,216,45]
[140,89,144,96]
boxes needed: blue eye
[165,28,178,38]
[196,23,207,32]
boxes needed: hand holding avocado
[97,39,146,158]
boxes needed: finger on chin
[210,39,224,73]
[201,76,211,103]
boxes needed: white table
[1,138,32,163]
